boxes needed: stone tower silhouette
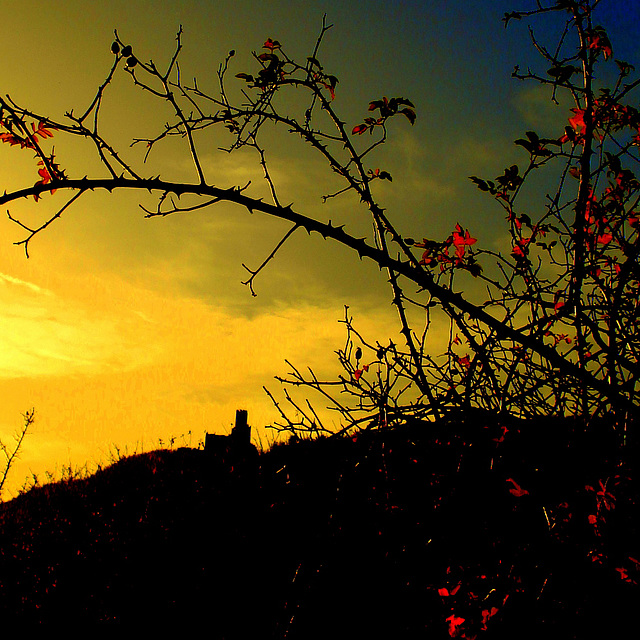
[205,409,252,456]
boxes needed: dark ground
[0,412,637,637]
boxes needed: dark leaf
[497,165,522,189]
[615,59,635,76]
[503,11,522,27]
[469,176,490,192]
[515,138,536,154]
[547,65,578,83]
[395,98,415,108]
[465,261,483,277]
[400,107,416,124]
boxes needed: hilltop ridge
[0,413,637,637]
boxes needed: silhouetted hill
[0,413,637,637]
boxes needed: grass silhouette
[0,413,637,637]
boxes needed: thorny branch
[0,409,35,500]
[1,1,639,436]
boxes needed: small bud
[111,42,120,55]
[229,49,235,57]
[126,56,138,68]
[121,45,132,57]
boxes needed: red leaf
[492,425,508,443]
[481,607,499,630]
[588,33,612,60]
[506,478,529,497]
[457,355,471,373]
[615,567,632,582]
[597,233,613,245]
[451,224,477,260]
[446,615,466,637]
[568,108,587,134]
[263,38,281,50]
[438,583,461,597]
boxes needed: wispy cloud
[0,272,162,379]
[0,272,53,296]
[513,84,572,133]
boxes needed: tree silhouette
[0,409,35,500]
[1,1,638,437]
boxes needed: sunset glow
[0,0,638,497]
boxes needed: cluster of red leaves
[352,96,415,136]
[438,563,514,639]
[235,39,287,90]
[582,474,640,585]
[576,156,640,281]
[586,26,613,61]
[411,223,480,276]
[560,93,640,145]
[353,364,369,381]
[236,39,339,101]
[33,155,65,201]
[506,210,554,265]
[0,118,63,200]
[0,119,54,150]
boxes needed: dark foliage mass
[0,415,637,637]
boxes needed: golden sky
[0,0,638,497]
